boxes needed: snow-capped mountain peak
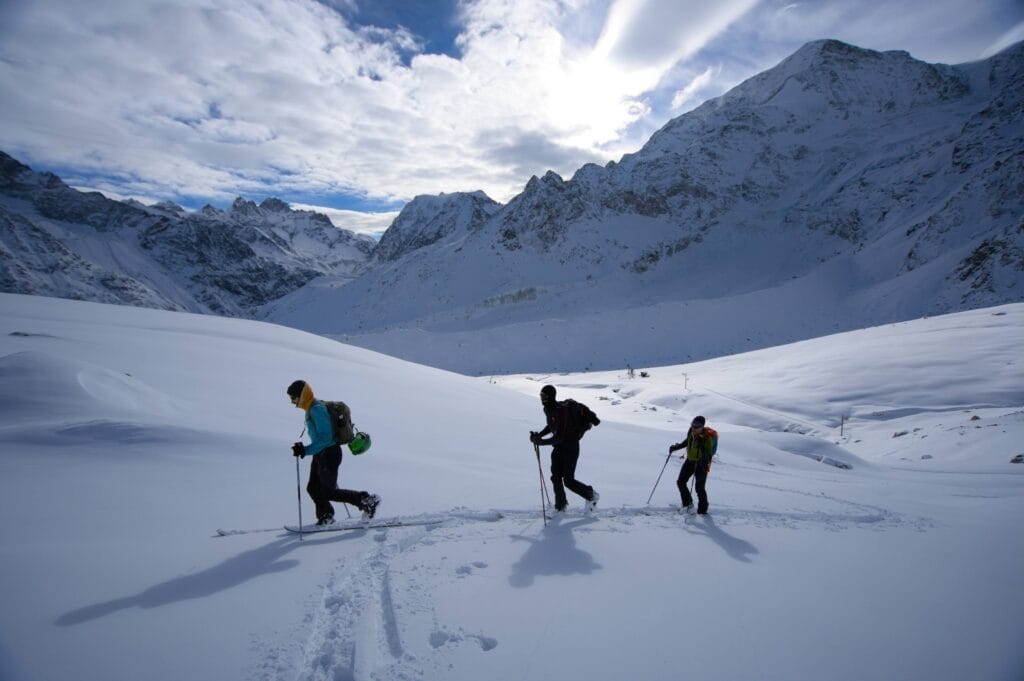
[373,191,501,263]
[266,39,1024,374]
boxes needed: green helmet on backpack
[349,431,372,455]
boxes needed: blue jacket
[303,400,336,457]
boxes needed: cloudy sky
[1,0,1021,236]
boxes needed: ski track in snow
[283,526,430,681]
[246,484,916,681]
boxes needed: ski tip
[450,509,503,522]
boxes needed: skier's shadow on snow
[683,515,758,563]
[508,516,602,588]
[54,531,359,626]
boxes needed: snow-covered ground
[0,292,1021,681]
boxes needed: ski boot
[361,494,381,523]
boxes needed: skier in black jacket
[530,384,599,513]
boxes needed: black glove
[529,432,541,445]
[291,442,306,458]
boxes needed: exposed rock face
[0,152,374,316]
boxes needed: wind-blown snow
[0,293,1021,681]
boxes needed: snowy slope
[0,293,1021,681]
[265,39,1024,374]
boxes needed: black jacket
[536,401,577,446]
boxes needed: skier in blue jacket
[287,380,380,525]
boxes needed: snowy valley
[0,292,1021,681]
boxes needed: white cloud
[292,204,398,239]
[0,0,1019,215]
[0,0,762,207]
[724,0,1023,65]
[597,0,760,69]
[670,65,717,112]
[982,20,1024,58]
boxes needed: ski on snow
[216,510,505,537]
[215,506,696,537]
[284,517,444,534]
[215,517,443,536]
[215,526,280,537]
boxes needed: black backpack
[563,399,600,439]
[323,400,355,445]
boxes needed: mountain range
[2,39,1022,373]
[0,154,374,316]
[265,39,1023,373]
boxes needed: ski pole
[646,449,674,505]
[539,447,552,508]
[535,443,552,508]
[295,455,304,540]
[533,443,549,526]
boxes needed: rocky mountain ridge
[373,191,500,263]
[0,152,374,316]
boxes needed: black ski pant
[307,445,366,521]
[550,440,594,510]
[677,458,709,512]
